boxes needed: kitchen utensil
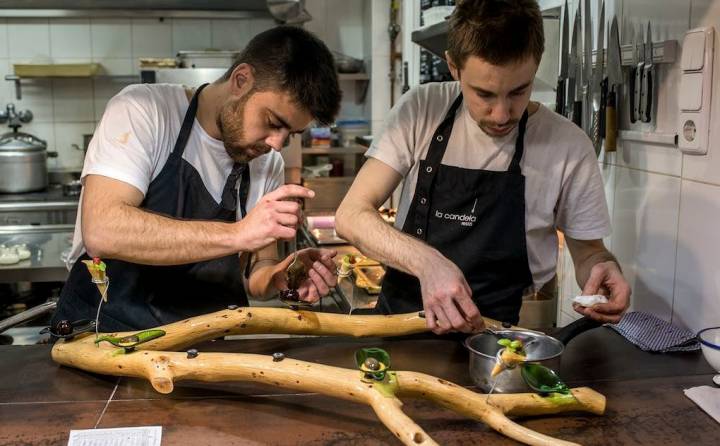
[698,327,720,385]
[555,0,570,116]
[464,317,601,393]
[569,4,583,128]
[333,51,364,74]
[605,16,623,151]
[582,0,593,136]
[631,29,645,123]
[640,22,654,123]
[520,363,571,394]
[591,0,605,155]
[0,104,56,193]
[267,0,312,25]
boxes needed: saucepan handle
[554,316,603,345]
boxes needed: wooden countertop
[1,327,718,445]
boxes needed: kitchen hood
[0,0,277,19]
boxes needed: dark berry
[55,320,73,336]
[280,289,300,301]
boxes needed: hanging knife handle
[635,61,645,122]
[555,77,566,116]
[642,67,653,123]
[572,100,583,128]
[592,110,601,156]
[605,86,618,152]
[599,77,608,137]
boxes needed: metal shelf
[302,145,367,155]
[412,17,678,68]
[337,73,369,81]
[410,20,449,58]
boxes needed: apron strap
[507,109,530,174]
[172,83,209,157]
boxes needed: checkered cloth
[609,311,700,352]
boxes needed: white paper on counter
[684,386,720,424]
[67,426,162,446]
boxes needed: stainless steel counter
[0,225,73,283]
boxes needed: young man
[52,26,342,331]
[336,0,630,334]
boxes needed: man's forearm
[83,203,242,265]
[568,239,619,289]
[336,204,440,277]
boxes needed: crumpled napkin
[684,385,720,424]
[608,311,700,352]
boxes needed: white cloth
[573,294,609,307]
[684,386,720,425]
[67,83,285,268]
[366,81,611,290]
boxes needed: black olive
[55,320,73,336]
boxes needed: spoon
[520,363,571,394]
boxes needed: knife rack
[586,39,678,68]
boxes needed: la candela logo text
[434,210,477,226]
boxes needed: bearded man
[53,26,341,331]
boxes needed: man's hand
[573,260,631,324]
[234,185,314,252]
[272,248,338,302]
[418,254,485,335]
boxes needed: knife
[632,29,645,123]
[555,0,570,116]
[569,3,583,128]
[591,0,605,155]
[605,16,623,152]
[582,0,593,136]
[640,22,654,123]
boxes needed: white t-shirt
[67,83,285,268]
[366,81,610,290]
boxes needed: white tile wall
[611,167,680,322]
[49,19,91,59]
[560,0,720,331]
[90,19,132,59]
[673,180,720,331]
[171,19,212,55]
[130,18,172,60]
[0,19,9,59]
[0,6,369,170]
[7,19,50,62]
[209,20,251,50]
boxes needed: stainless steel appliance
[0,104,56,193]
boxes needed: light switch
[678,27,715,155]
[679,72,703,111]
[681,31,706,71]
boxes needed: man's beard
[478,118,520,137]
[216,91,272,163]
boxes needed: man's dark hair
[222,25,341,125]
[447,0,545,69]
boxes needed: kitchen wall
[0,0,370,171]
[557,0,720,332]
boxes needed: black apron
[52,84,250,331]
[376,94,533,325]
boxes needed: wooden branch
[75,307,514,352]
[51,308,603,446]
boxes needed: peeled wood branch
[51,308,605,446]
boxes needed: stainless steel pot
[0,131,55,193]
[464,317,600,393]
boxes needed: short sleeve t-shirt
[365,81,610,290]
[67,83,285,268]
